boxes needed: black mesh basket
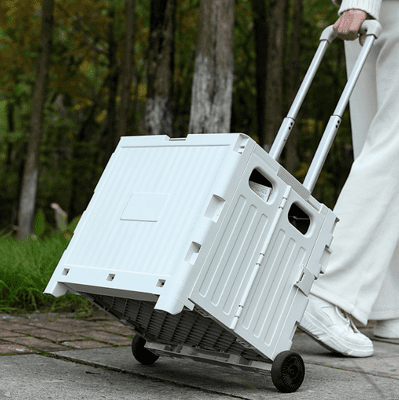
[83,293,270,362]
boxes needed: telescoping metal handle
[268,20,382,193]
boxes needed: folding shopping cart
[44,21,381,393]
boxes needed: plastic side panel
[62,144,230,277]
[197,197,267,308]
[308,206,338,276]
[153,137,256,314]
[190,193,271,329]
[189,146,284,329]
[234,190,328,360]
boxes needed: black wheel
[131,335,160,365]
[271,351,305,393]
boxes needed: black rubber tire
[131,335,160,365]
[271,351,305,393]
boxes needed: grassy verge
[0,231,94,317]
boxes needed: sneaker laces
[336,306,361,334]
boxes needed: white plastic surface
[44,133,338,361]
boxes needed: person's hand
[333,9,368,46]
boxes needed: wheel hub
[288,364,299,379]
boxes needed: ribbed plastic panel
[86,293,269,362]
[64,143,229,276]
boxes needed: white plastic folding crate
[44,21,381,393]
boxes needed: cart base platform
[81,292,270,362]
[80,292,306,393]
[144,342,272,374]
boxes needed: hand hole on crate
[249,168,273,203]
[106,274,115,281]
[61,268,69,276]
[288,203,311,235]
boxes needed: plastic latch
[295,266,315,296]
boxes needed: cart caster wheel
[271,351,305,393]
[131,335,160,365]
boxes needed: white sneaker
[299,294,374,357]
[373,318,399,339]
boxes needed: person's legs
[344,27,378,160]
[370,242,399,321]
[299,2,399,354]
[310,1,399,325]
[298,35,379,357]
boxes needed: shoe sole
[299,311,374,358]
[373,324,399,339]
[373,332,399,339]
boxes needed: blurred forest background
[0,0,356,239]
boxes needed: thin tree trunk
[250,0,267,146]
[285,0,303,175]
[104,4,120,164]
[188,0,235,134]
[145,0,176,137]
[5,102,14,166]
[68,102,98,220]
[5,101,19,230]
[132,72,140,133]
[264,0,288,151]
[17,0,54,240]
[116,0,136,143]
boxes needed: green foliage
[0,0,361,317]
[0,0,356,232]
[33,208,47,237]
[0,233,92,315]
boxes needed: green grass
[0,231,94,317]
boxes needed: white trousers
[311,1,399,325]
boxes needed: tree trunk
[145,0,176,137]
[264,0,288,151]
[104,4,120,165]
[5,101,20,230]
[116,0,136,143]
[68,101,98,220]
[285,0,303,175]
[188,0,235,135]
[250,0,267,146]
[5,102,14,166]
[17,0,54,240]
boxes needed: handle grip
[320,19,382,44]
[269,20,382,193]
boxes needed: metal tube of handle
[269,40,330,161]
[303,33,376,192]
[333,33,375,118]
[269,20,382,192]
